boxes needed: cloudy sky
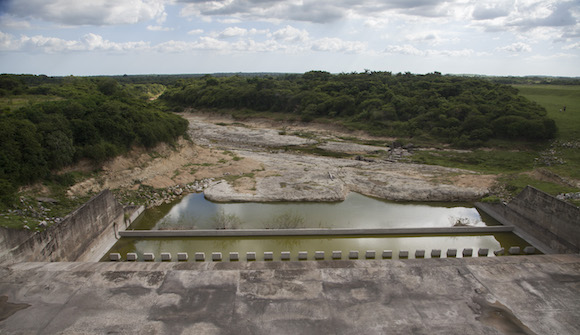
[0,0,579,76]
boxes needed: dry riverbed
[68,112,496,204]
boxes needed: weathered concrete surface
[1,255,579,334]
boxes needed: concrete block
[349,251,359,259]
[109,253,121,261]
[494,248,505,256]
[315,251,325,260]
[298,251,308,260]
[126,253,137,261]
[332,251,342,259]
[382,250,393,259]
[478,248,489,257]
[143,253,155,261]
[415,250,425,258]
[447,249,457,258]
[281,251,291,260]
[229,252,239,261]
[195,252,205,261]
[365,250,376,259]
[462,248,473,257]
[247,252,256,261]
[264,252,274,261]
[508,246,521,255]
[431,249,441,258]
[399,250,409,258]
[523,246,536,254]
[177,252,188,261]
[160,253,172,261]
[212,252,222,261]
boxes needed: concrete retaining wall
[0,190,125,265]
[476,186,580,254]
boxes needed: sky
[0,0,579,77]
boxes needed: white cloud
[496,42,532,53]
[218,26,249,38]
[311,38,366,53]
[0,15,32,29]
[562,41,580,50]
[385,44,475,57]
[271,25,309,43]
[147,25,173,31]
[5,0,167,26]
[187,29,204,35]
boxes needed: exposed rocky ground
[67,112,496,205]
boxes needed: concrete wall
[477,186,580,254]
[0,190,125,265]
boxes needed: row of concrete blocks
[109,246,535,261]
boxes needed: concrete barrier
[332,251,342,259]
[143,253,155,261]
[365,250,375,259]
[462,248,473,257]
[509,246,521,255]
[281,251,291,260]
[177,252,188,261]
[349,251,358,259]
[494,248,505,256]
[524,246,536,254]
[161,253,171,261]
[399,250,409,258]
[415,250,425,258]
[447,249,457,258]
[126,253,137,261]
[431,249,441,258]
[229,252,239,261]
[247,252,256,261]
[478,248,489,257]
[212,252,222,261]
[195,252,205,261]
[109,253,121,261]
[264,252,273,261]
[382,250,392,259]
[298,251,308,260]
[315,251,324,260]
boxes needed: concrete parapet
[524,246,536,254]
[247,252,256,261]
[229,252,239,261]
[494,248,505,256]
[462,248,473,257]
[195,252,205,261]
[281,252,291,260]
[126,253,137,261]
[177,252,188,261]
[447,249,457,258]
[478,248,489,257]
[143,253,155,261]
[264,252,274,261]
[349,251,358,259]
[298,251,308,260]
[110,253,121,261]
[332,251,342,259]
[161,253,171,261]
[399,250,409,258]
[315,251,324,260]
[365,250,376,259]
[415,250,425,258]
[382,250,392,259]
[212,252,222,261]
[431,249,441,258]
[509,246,521,255]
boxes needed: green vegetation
[0,74,188,214]
[163,71,556,147]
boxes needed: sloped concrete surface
[1,255,579,334]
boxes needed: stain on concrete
[473,297,537,335]
[0,296,30,321]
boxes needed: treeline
[162,71,557,146]
[0,75,188,207]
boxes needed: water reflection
[130,192,496,230]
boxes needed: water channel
[103,192,534,261]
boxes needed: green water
[130,192,498,230]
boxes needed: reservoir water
[103,193,534,261]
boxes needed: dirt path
[68,112,496,203]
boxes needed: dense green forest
[0,74,188,208]
[162,71,557,147]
